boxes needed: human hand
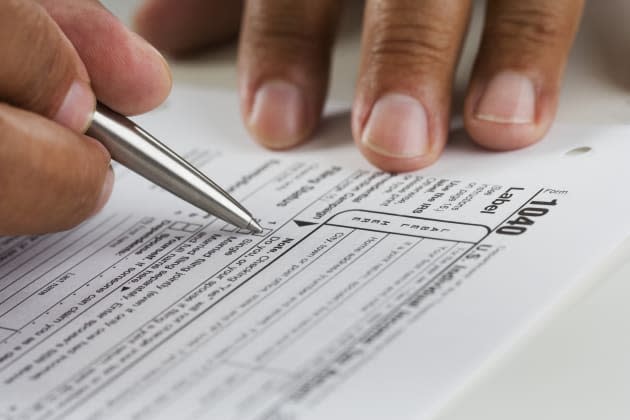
[134,0,583,172]
[0,0,171,235]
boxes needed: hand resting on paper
[0,0,171,235]
[135,0,584,172]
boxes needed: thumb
[0,0,95,132]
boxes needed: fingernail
[475,72,536,124]
[92,167,115,216]
[361,94,430,159]
[54,81,96,133]
[248,80,307,148]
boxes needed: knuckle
[369,19,455,72]
[487,5,568,47]
[246,7,335,60]
[251,24,323,55]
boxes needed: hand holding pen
[0,1,257,236]
[0,0,172,235]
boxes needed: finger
[464,0,584,150]
[39,0,172,115]
[0,0,95,132]
[353,0,472,172]
[134,0,243,54]
[0,104,112,235]
[239,0,342,149]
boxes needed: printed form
[1,89,630,420]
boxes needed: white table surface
[102,1,630,418]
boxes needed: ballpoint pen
[86,103,263,234]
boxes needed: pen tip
[248,220,264,234]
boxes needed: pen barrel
[87,104,256,231]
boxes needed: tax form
[2,88,630,420]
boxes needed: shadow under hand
[300,110,355,153]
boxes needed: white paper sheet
[1,87,629,420]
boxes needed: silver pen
[87,103,263,234]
